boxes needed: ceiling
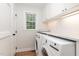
[15,3,47,9]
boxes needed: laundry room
[0,0,79,57]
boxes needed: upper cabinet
[42,3,64,20]
[42,3,79,21]
[63,3,79,11]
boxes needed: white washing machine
[41,35,76,56]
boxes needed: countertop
[37,31,79,42]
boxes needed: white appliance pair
[38,34,76,56]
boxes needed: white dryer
[41,35,76,56]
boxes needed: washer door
[42,47,48,56]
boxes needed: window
[25,13,36,29]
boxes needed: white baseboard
[16,48,35,52]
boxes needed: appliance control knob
[45,40,47,43]
[54,43,56,46]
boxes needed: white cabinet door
[43,4,64,20]
[63,4,79,11]
[0,36,16,56]
[0,37,11,55]
[43,3,79,20]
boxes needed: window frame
[24,11,36,30]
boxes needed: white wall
[14,4,43,51]
[50,13,79,38]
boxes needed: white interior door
[0,36,11,55]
